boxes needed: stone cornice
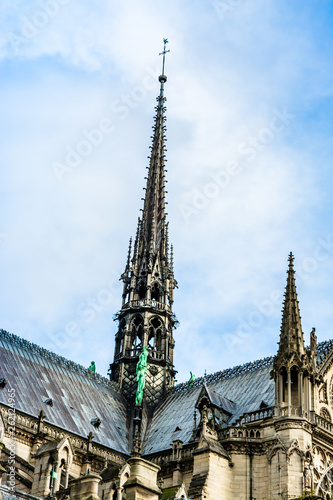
[1,404,127,465]
[274,417,312,433]
[312,426,333,448]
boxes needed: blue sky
[0,0,333,383]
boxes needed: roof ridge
[173,356,274,393]
[172,339,333,394]
[1,327,332,396]
[0,329,118,391]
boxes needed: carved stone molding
[274,419,312,433]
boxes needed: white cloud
[1,0,333,381]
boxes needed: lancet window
[131,315,143,349]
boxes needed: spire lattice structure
[109,41,177,410]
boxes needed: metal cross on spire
[159,38,170,77]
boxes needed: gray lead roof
[0,329,129,454]
[142,364,275,455]
[0,329,332,457]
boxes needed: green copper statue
[88,361,96,374]
[135,346,149,405]
[188,371,195,388]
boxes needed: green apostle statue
[88,361,96,374]
[135,346,149,405]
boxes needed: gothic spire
[272,253,317,418]
[133,40,169,266]
[278,252,306,357]
[111,40,177,408]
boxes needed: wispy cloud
[1,0,332,382]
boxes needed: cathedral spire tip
[158,38,170,85]
[288,251,294,267]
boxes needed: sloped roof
[143,340,333,455]
[203,385,236,414]
[142,362,274,455]
[1,328,332,458]
[0,330,129,455]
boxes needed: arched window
[115,320,125,356]
[151,282,162,302]
[290,366,299,407]
[320,407,332,422]
[281,367,288,403]
[131,315,143,349]
[148,317,163,353]
[137,281,146,300]
[49,459,55,490]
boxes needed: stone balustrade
[236,407,274,425]
[123,299,171,312]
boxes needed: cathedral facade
[1,54,333,500]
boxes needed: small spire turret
[272,253,318,419]
[278,252,306,358]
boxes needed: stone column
[31,458,51,497]
[304,377,309,412]
[299,372,303,416]
[53,462,60,494]
[124,457,161,500]
[287,367,291,416]
[275,374,279,407]
[173,464,183,486]
[65,469,70,489]
[69,474,101,500]
[146,273,152,300]
[277,373,283,416]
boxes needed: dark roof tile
[0,330,129,455]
